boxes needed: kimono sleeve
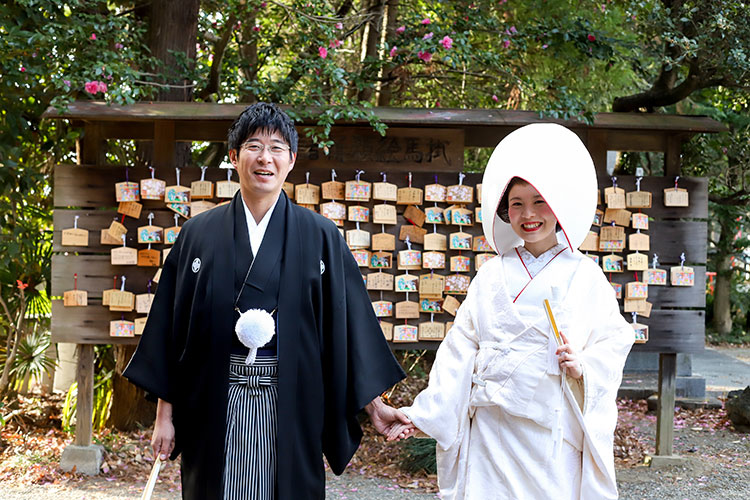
[401,275,480,451]
[123,233,184,403]
[321,232,406,473]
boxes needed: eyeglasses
[240,142,291,156]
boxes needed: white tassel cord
[235,308,276,365]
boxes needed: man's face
[229,129,296,202]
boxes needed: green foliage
[399,437,437,475]
[7,329,54,390]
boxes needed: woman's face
[506,182,559,250]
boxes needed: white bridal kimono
[403,245,634,500]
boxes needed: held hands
[365,397,417,442]
[556,330,583,379]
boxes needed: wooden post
[80,123,107,165]
[664,134,682,178]
[74,344,95,446]
[153,121,176,169]
[655,352,676,456]
[586,130,608,174]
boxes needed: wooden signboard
[424,232,447,251]
[367,272,393,291]
[419,322,445,341]
[371,232,396,251]
[373,182,398,201]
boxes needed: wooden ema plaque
[632,322,649,344]
[425,184,446,202]
[445,274,470,295]
[138,248,161,267]
[167,203,190,219]
[216,180,241,199]
[165,226,180,245]
[111,246,138,266]
[392,324,418,343]
[109,290,135,312]
[611,282,622,299]
[398,250,422,270]
[191,200,215,217]
[629,232,650,251]
[442,295,460,316]
[403,205,426,227]
[118,201,142,219]
[135,317,148,335]
[351,249,370,267]
[593,209,603,227]
[153,268,162,283]
[476,253,494,270]
[397,187,423,206]
[63,290,87,307]
[640,300,653,318]
[162,247,172,264]
[419,322,445,341]
[446,184,473,204]
[424,232,447,251]
[399,225,427,245]
[604,186,625,209]
[61,228,89,247]
[626,190,652,209]
[395,300,420,319]
[422,251,446,270]
[115,181,140,202]
[102,288,116,306]
[367,272,393,291]
[644,268,667,285]
[190,180,214,199]
[141,178,166,200]
[419,274,445,299]
[373,204,397,225]
[348,205,369,223]
[599,238,624,253]
[664,187,689,207]
[472,236,493,253]
[346,229,370,249]
[449,231,472,250]
[110,320,135,338]
[670,266,695,286]
[165,185,191,204]
[372,300,393,317]
[138,225,163,244]
[603,208,632,227]
[600,226,625,242]
[627,252,648,271]
[107,220,128,241]
[451,255,471,273]
[450,208,473,226]
[135,293,154,314]
[100,229,121,245]
[371,232,395,251]
[624,298,648,314]
[602,254,623,273]
[626,281,648,299]
[345,180,371,202]
[320,201,346,225]
[578,231,599,252]
[373,182,397,201]
[420,297,443,313]
[395,274,419,293]
[322,180,345,200]
[632,213,649,230]
[476,184,482,204]
[369,252,392,270]
[295,184,320,205]
[475,207,482,224]
[425,206,445,225]
[380,321,393,340]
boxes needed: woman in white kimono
[390,123,635,500]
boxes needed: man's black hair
[227,102,298,155]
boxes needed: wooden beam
[664,134,682,177]
[655,352,677,456]
[586,130,608,174]
[74,344,95,446]
[153,121,176,169]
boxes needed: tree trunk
[377,0,400,106]
[712,215,734,335]
[358,0,385,102]
[107,344,156,431]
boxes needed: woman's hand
[556,331,583,379]
[152,399,175,460]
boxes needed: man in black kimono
[124,103,407,499]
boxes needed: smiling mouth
[254,170,274,177]
[521,222,542,231]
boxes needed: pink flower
[492,94,499,102]
[260,1,267,6]
[114,42,124,50]
[63,79,71,87]
[417,50,432,62]
[318,46,328,58]
[389,46,398,57]
[502,39,511,48]
[587,34,596,42]
[510,26,517,34]
[435,101,441,107]
[90,33,96,40]
[396,25,405,34]
[336,22,343,30]
[97,81,108,93]
[252,25,261,32]
[423,32,433,40]
[421,18,431,25]
[20,66,26,72]
[329,39,342,48]
[542,43,548,49]
[440,36,453,49]
[84,81,100,94]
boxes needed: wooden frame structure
[44,102,724,464]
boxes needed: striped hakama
[223,354,279,500]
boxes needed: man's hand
[152,399,175,460]
[364,396,412,438]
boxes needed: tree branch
[197,14,237,100]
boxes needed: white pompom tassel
[235,308,276,365]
